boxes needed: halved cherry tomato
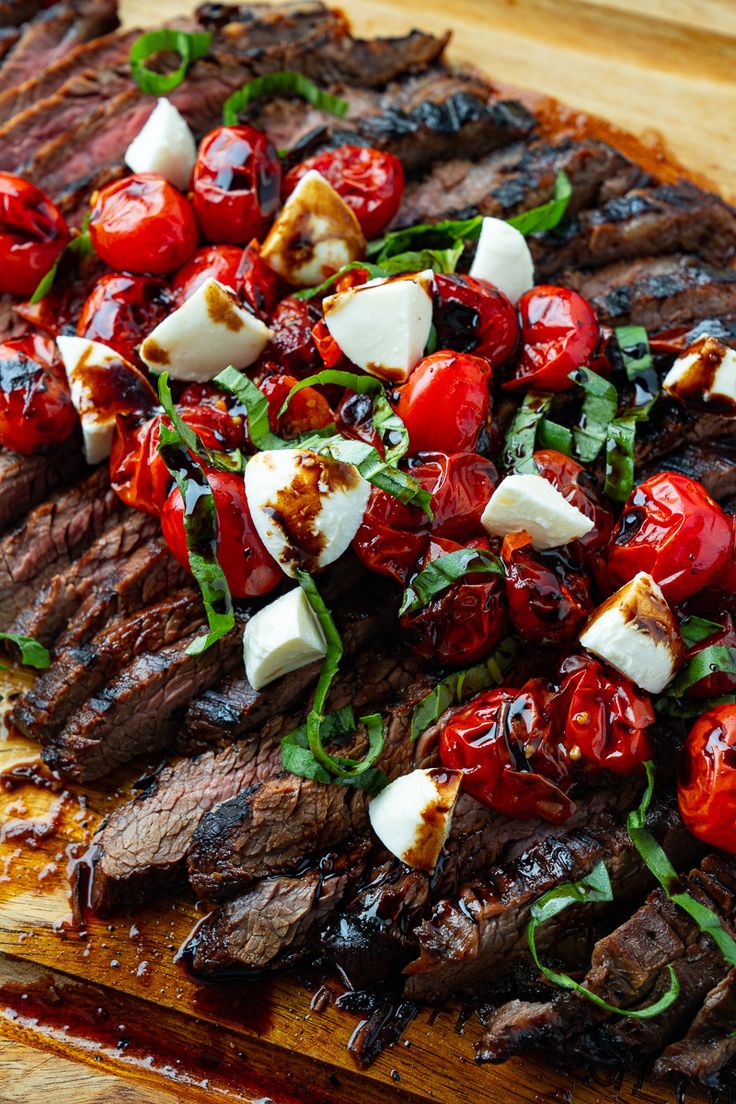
[393,351,491,454]
[352,484,428,584]
[0,173,70,297]
[504,285,600,391]
[713,515,736,594]
[0,334,76,454]
[603,472,733,603]
[533,449,614,562]
[171,244,243,303]
[434,274,519,367]
[501,531,593,644]
[311,318,347,370]
[161,466,282,598]
[77,273,173,367]
[678,704,736,853]
[267,297,322,377]
[191,125,281,245]
[89,174,198,274]
[258,372,333,438]
[283,145,404,239]
[237,240,283,317]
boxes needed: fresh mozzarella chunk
[580,571,684,694]
[124,98,197,191]
[663,333,736,413]
[244,448,371,576]
[57,335,156,464]
[260,170,366,287]
[468,216,535,304]
[481,473,594,550]
[323,270,434,383]
[368,768,462,872]
[139,277,271,381]
[243,587,327,691]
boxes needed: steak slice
[569,255,736,329]
[0,0,45,27]
[0,435,85,535]
[534,181,736,277]
[0,466,123,627]
[654,969,736,1085]
[638,437,736,503]
[0,0,119,94]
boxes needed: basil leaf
[572,367,618,464]
[158,370,244,472]
[0,633,51,669]
[380,242,464,276]
[213,365,287,451]
[507,170,572,236]
[667,645,736,697]
[425,323,438,356]
[679,615,724,649]
[317,435,432,516]
[279,370,383,415]
[604,414,636,501]
[130,29,212,95]
[655,693,736,719]
[537,418,574,457]
[526,859,681,1019]
[400,548,503,616]
[368,215,483,265]
[30,214,94,304]
[371,393,409,465]
[223,71,348,127]
[502,392,553,473]
[293,262,388,302]
[615,324,654,382]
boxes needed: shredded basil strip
[223,71,348,127]
[615,324,654,382]
[628,762,736,969]
[655,693,736,719]
[281,706,388,794]
[0,633,51,669]
[294,262,388,301]
[679,615,723,649]
[507,170,572,236]
[604,414,636,502]
[158,370,243,472]
[536,418,574,457]
[315,434,432,516]
[400,548,503,616]
[666,646,736,697]
[571,367,618,464]
[213,365,286,451]
[410,637,518,742]
[129,29,212,95]
[30,214,94,304]
[502,392,553,473]
[526,860,681,1019]
[293,241,462,301]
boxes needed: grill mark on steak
[0,434,85,535]
[654,969,736,1085]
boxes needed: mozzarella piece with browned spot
[124,98,196,191]
[323,270,434,383]
[663,333,736,413]
[243,586,327,691]
[481,473,593,550]
[368,768,462,872]
[469,216,535,304]
[579,571,684,694]
[244,448,371,577]
[260,170,366,287]
[139,277,271,381]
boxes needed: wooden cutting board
[1,2,734,1101]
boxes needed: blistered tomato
[393,351,491,454]
[501,531,592,644]
[504,286,599,391]
[0,173,70,297]
[258,372,333,438]
[267,297,323,377]
[77,273,173,367]
[89,174,198,274]
[0,334,76,454]
[191,125,281,245]
[171,244,243,303]
[678,704,736,853]
[433,274,519,366]
[603,472,732,603]
[533,449,614,562]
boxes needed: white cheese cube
[323,270,434,383]
[481,473,594,550]
[260,170,365,288]
[579,571,684,694]
[56,335,156,464]
[244,448,371,577]
[663,334,736,413]
[243,586,327,691]
[140,278,271,382]
[124,98,197,192]
[368,768,462,872]
[469,216,535,304]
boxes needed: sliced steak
[0,27,18,60]
[655,969,736,1085]
[0,435,85,534]
[0,0,46,27]
[638,437,736,503]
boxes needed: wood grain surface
[1,1,734,1100]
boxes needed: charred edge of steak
[654,969,736,1086]
[637,436,736,503]
[0,0,47,29]
[0,432,86,536]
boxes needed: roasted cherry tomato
[0,173,70,297]
[89,174,198,275]
[267,297,323,377]
[501,531,593,644]
[603,472,733,603]
[552,655,655,774]
[678,704,736,853]
[440,685,574,824]
[311,318,347,370]
[161,466,282,598]
[0,334,76,454]
[352,484,429,584]
[434,274,519,367]
[399,536,507,665]
[77,273,173,367]
[191,125,281,245]
[533,449,614,562]
[393,351,491,454]
[336,390,382,452]
[504,285,600,391]
[713,515,736,594]
[283,145,403,239]
[258,371,333,438]
[171,244,243,303]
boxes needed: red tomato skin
[89,174,198,274]
[678,705,736,853]
[258,371,333,438]
[0,334,76,454]
[282,145,403,239]
[433,274,519,366]
[603,472,733,603]
[267,297,323,377]
[504,285,600,391]
[0,173,70,297]
[192,125,281,245]
[161,466,282,598]
[335,390,383,452]
[171,245,243,303]
[501,531,593,644]
[77,273,173,367]
[394,351,492,454]
[533,449,614,562]
[713,515,736,593]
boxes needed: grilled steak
[638,437,736,503]
[0,0,46,27]
[655,969,736,1085]
[0,435,85,534]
